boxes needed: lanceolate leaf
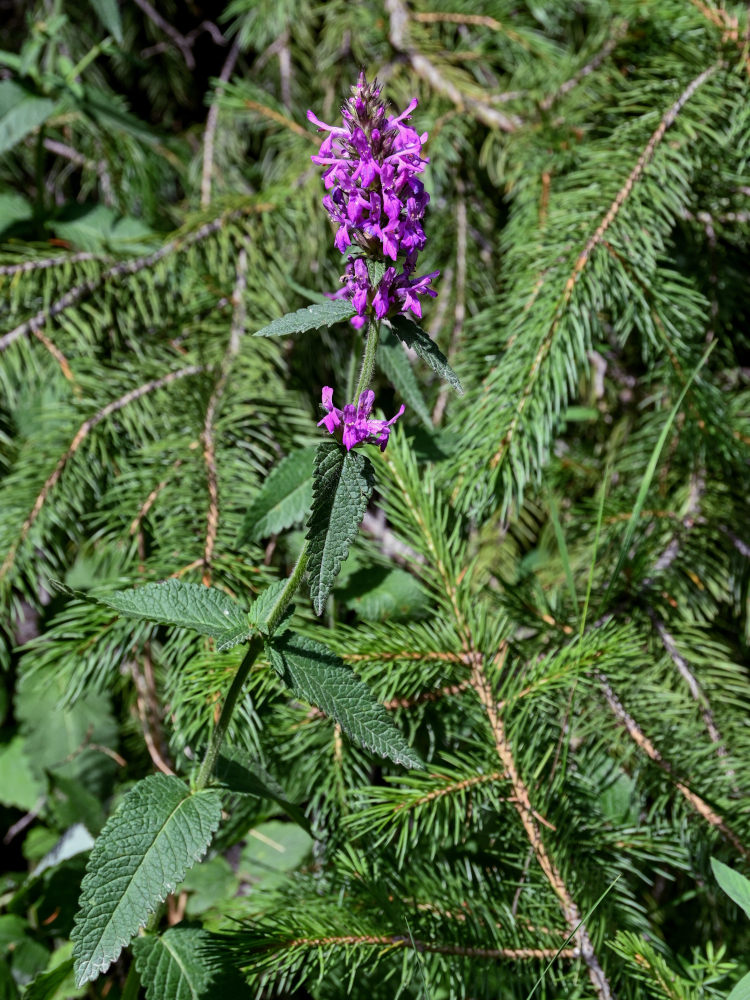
[215,746,311,833]
[389,315,463,395]
[727,971,750,1000]
[711,857,750,920]
[72,775,222,986]
[0,81,57,156]
[247,580,290,636]
[266,631,423,769]
[86,0,123,44]
[98,580,250,651]
[378,327,433,427]
[238,446,316,544]
[253,300,356,338]
[133,928,221,1000]
[306,442,374,616]
[24,958,76,1000]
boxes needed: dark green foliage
[306,442,375,615]
[1,1,750,998]
[266,631,423,769]
[72,775,222,985]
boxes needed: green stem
[264,542,309,635]
[195,634,264,790]
[353,320,380,401]
[122,960,141,1000]
[194,542,309,790]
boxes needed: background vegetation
[1,0,749,997]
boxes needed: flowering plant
[67,72,461,992]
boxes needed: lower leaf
[72,774,222,986]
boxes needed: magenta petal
[357,390,375,418]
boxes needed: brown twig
[489,63,719,473]
[384,0,521,132]
[129,460,183,536]
[284,933,577,962]
[0,365,205,581]
[132,0,226,70]
[201,38,242,209]
[131,656,175,776]
[383,680,470,710]
[201,248,247,585]
[471,654,614,999]
[31,326,76,384]
[0,251,104,277]
[596,672,748,859]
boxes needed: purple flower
[308,72,439,328]
[317,386,404,452]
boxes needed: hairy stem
[195,635,264,790]
[194,542,309,789]
[354,320,380,401]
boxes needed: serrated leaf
[267,631,423,769]
[16,675,118,798]
[389,314,463,395]
[306,442,374,616]
[711,857,750,919]
[238,820,313,890]
[238,447,316,544]
[253,300,356,337]
[72,775,222,986]
[246,579,288,635]
[86,0,123,43]
[377,326,433,427]
[32,824,95,879]
[215,746,311,833]
[132,929,215,1000]
[98,580,249,651]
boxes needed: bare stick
[385,0,521,133]
[201,39,242,209]
[597,672,748,858]
[201,247,247,584]
[133,0,198,69]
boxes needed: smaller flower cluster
[318,387,404,452]
[333,256,438,330]
[308,72,438,328]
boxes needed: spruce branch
[0,364,206,582]
[383,448,614,998]
[538,21,630,112]
[596,672,749,860]
[470,654,615,1000]
[0,251,105,277]
[201,38,242,209]
[280,934,578,962]
[201,247,247,585]
[488,62,720,478]
[0,203,276,352]
[384,0,522,133]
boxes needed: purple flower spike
[318,386,405,452]
[308,72,439,328]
